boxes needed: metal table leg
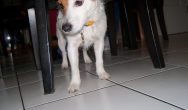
[106,0,118,56]
[34,0,54,94]
[138,0,165,68]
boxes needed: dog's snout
[62,23,72,32]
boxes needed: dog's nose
[62,23,72,32]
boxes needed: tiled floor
[1,33,188,110]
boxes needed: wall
[156,0,188,35]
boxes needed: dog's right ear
[56,2,64,9]
[56,0,64,10]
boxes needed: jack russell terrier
[56,0,110,93]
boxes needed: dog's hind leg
[94,39,110,80]
[83,48,92,64]
[58,39,68,69]
[57,30,69,69]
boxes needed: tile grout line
[111,81,185,110]
[1,69,37,78]
[1,63,67,78]
[165,63,188,69]
[0,85,19,92]
[15,71,26,110]
[86,71,186,110]
[104,59,139,67]
[0,73,66,91]
[11,55,27,110]
[86,63,181,86]
[25,85,116,109]
[117,67,182,85]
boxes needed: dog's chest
[80,27,98,48]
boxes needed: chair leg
[118,0,127,48]
[35,0,54,94]
[119,0,138,50]
[127,11,139,50]
[138,0,165,68]
[106,0,118,56]
[28,8,41,70]
[156,7,169,40]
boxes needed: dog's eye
[75,0,83,7]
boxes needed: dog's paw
[68,82,80,93]
[98,72,110,80]
[84,58,92,64]
[61,63,69,69]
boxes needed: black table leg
[118,0,127,48]
[156,6,169,40]
[34,0,54,94]
[153,0,168,40]
[106,0,118,56]
[119,0,138,50]
[138,0,165,68]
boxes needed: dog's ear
[57,0,62,3]
[56,2,64,9]
[56,1,62,9]
[54,0,58,1]
[56,0,68,15]
[56,0,63,8]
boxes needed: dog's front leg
[94,39,110,80]
[67,41,81,93]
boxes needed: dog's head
[57,0,97,35]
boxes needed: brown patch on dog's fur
[58,0,68,15]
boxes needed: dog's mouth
[63,30,82,36]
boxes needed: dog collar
[81,20,95,42]
[85,20,95,27]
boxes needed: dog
[56,0,110,93]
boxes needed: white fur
[56,0,110,93]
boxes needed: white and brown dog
[56,0,110,93]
